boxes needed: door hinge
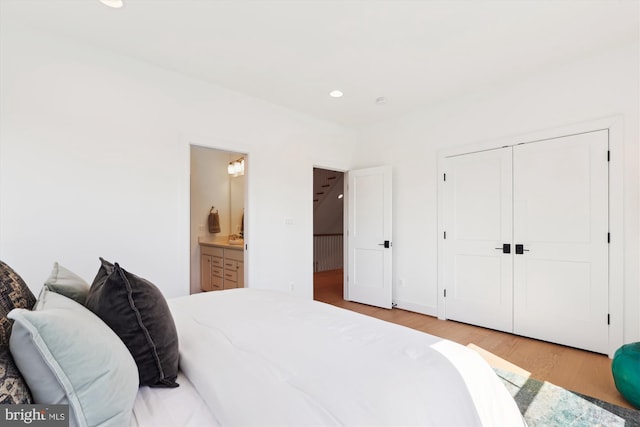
[608,314,610,325]
[443,173,446,182]
[607,150,610,162]
[444,289,447,298]
[444,231,447,239]
[608,232,610,243]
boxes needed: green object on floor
[612,342,640,409]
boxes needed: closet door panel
[513,130,609,354]
[444,148,513,333]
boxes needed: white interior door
[513,130,609,354]
[346,166,392,308]
[443,148,514,332]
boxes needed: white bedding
[164,289,524,426]
[131,372,219,426]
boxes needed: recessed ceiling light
[100,0,124,8]
[329,90,343,98]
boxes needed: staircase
[313,168,344,272]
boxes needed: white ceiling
[2,0,638,127]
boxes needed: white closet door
[443,148,513,333]
[513,130,609,354]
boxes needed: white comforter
[168,289,524,426]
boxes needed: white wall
[0,24,356,299]
[355,41,640,343]
[2,15,638,346]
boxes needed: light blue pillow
[41,262,90,305]
[8,289,138,427]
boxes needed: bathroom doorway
[190,145,246,294]
[312,167,345,304]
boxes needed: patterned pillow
[0,345,32,404]
[0,261,37,346]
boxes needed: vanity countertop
[199,238,244,250]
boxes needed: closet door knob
[494,244,510,254]
[515,244,529,254]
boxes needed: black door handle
[494,243,511,254]
[515,244,529,254]
[378,240,391,248]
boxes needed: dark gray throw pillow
[0,345,32,404]
[0,260,37,346]
[85,258,179,388]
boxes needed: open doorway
[312,167,345,304]
[190,145,246,295]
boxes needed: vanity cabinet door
[237,261,244,288]
[200,254,212,292]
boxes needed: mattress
[166,288,525,426]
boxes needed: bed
[134,289,524,426]
[1,260,524,426]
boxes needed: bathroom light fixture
[99,0,124,8]
[228,157,245,177]
[329,90,343,98]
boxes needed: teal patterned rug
[495,368,640,427]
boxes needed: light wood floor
[313,269,633,410]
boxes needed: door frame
[184,135,250,296]
[311,166,347,299]
[437,116,624,357]
[311,164,349,300]
[311,164,393,307]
